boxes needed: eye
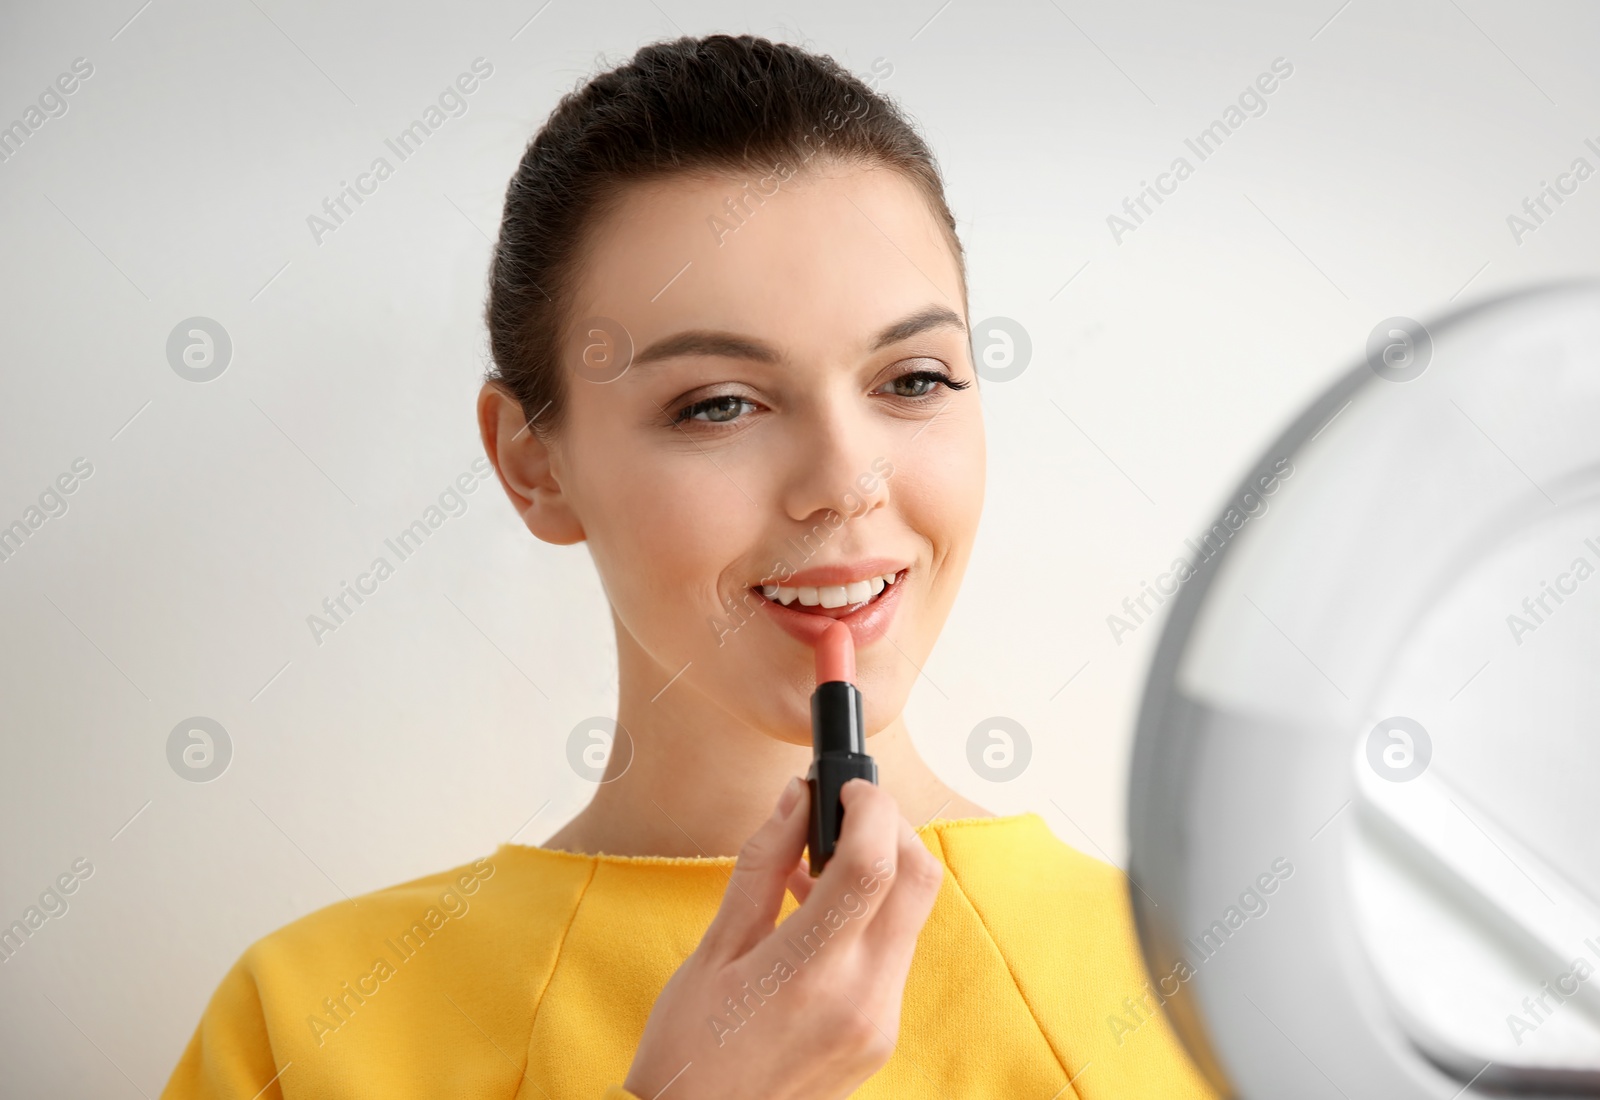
[877,364,971,399]
[674,393,759,424]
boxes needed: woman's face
[545,162,984,745]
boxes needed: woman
[163,34,1216,1099]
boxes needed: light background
[1,0,1596,1092]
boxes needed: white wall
[1,0,1595,1092]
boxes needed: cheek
[571,432,761,631]
[896,409,986,551]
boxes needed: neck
[540,624,986,859]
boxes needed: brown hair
[482,34,964,437]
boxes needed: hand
[622,777,944,1099]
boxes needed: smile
[749,562,910,650]
[756,570,901,612]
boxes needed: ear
[477,382,585,545]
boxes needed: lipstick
[806,622,878,876]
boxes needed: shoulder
[249,855,498,959]
[235,845,597,1006]
[245,845,593,966]
[924,814,1220,1099]
[923,813,1137,960]
[162,847,597,1097]
[924,812,1124,909]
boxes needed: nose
[779,401,889,528]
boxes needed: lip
[754,566,907,652]
[759,558,909,590]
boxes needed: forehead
[567,163,966,361]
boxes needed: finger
[861,813,944,968]
[700,776,810,961]
[788,779,902,944]
[785,860,815,907]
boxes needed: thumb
[700,776,810,961]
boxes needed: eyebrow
[868,304,967,352]
[630,304,967,368]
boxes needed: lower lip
[755,574,906,650]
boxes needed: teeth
[818,585,849,609]
[757,571,901,607]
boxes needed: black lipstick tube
[806,680,878,876]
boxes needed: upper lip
[751,558,909,589]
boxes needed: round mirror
[1129,282,1600,1097]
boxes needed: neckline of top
[494,811,1045,868]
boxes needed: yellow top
[161,813,1217,1099]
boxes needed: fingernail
[777,776,802,818]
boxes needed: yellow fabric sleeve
[161,951,283,1098]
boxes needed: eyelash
[671,368,971,426]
